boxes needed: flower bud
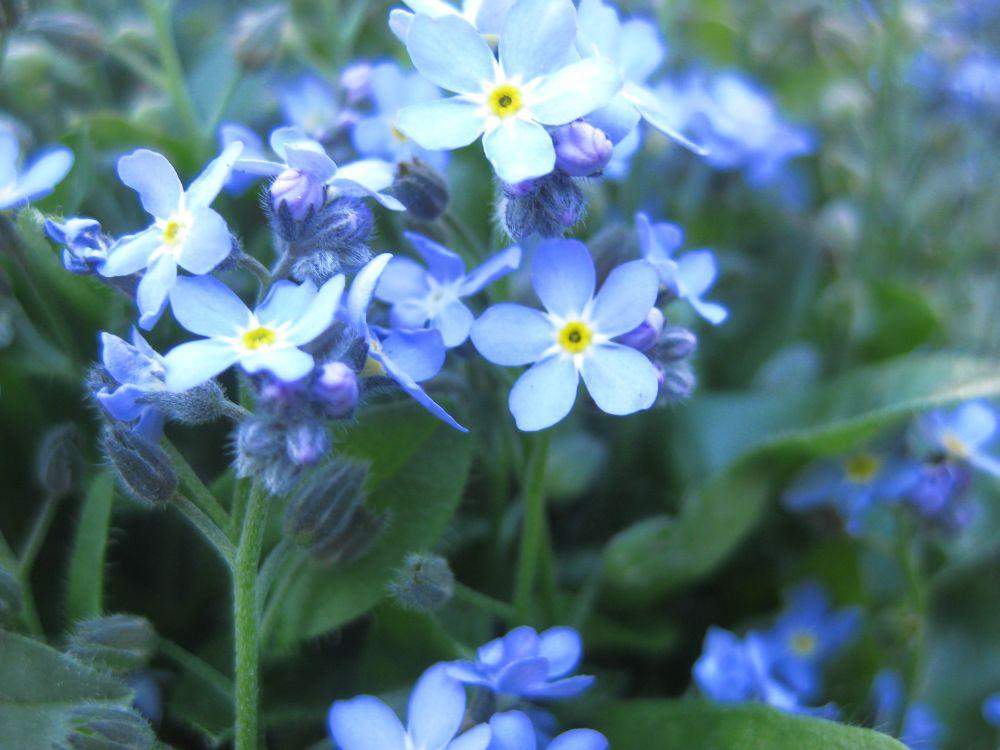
[271,168,326,221]
[499,171,586,242]
[235,417,301,495]
[66,615,156,673]
[657,361,696,403]
[314,361,359,417]
[64,704,155,750]
[146,380,236,426]
[657,325,698,362]
[24,11,103,59]
[35,423,80,499]
[389,553,455,612]
[0,564,22,627]
[615,308,665,352]
[101,423,176,507]
[45,217,109,275]
[387,160,450,221]
[285,422,328,466]
[340,61,374,105]
[232,5,286,71]
[276,197,375,282]
[552,121,613,177]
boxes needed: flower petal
[689,296,729,326]
[286,275,345,344]
[347,254,393,328]
[530,58,621,126]
[328,696,407,750]
[405,231,466,282]
[380,328,445,383]
[580,343,658,416]
[499,0,577,80]
[471,303,554,366]
[4,147,74,206]
[397,98,486,151]
[407,664,465,750]
[376,257,430,304]
[117,149,182,219]
[177,207,232,275]
[675,250,718,298]
[585,94,641,145]
[590,260,658,337]
[185,141,244,209]
[483,119,555,183]
[100,228,160,277]
[473,0,516,35]
[433,300,475,347]
[256,279,318,327]
[163,339,240,392]
[169,274,252,338]
[509,355,579,431]
[623,83,708,155]
[376,349,467,431]
[406,13,496,94]
[538,627,582,679]
[240,346,314,382]
[459,245,521,296]
[619,19,664,83]
[576,0,620,60]
[446,724,491,750]
[546,728,609,750]
[136,255,177,330]
[951,401,998,448]
[521,674,596,700]
[487,711,536,750]
[531,239,595,318]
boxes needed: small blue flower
[869,670,944,749]
[162,273,345,391]
[472,239,660,431]
[280,74,343,141]
[328,663,491,750]
[871,669,905,733]
[348,254,466,431]
[95,330,167,441]
[913,401,1000,478]
[44,217,108,275]
[487,711,607,750]
[900,703,944,750]
[636,212,728,325]
[982,693,1000,728]
[397,0,621,183]
[99,144,243,330]
[389,0,515,42]
[375,232,520,347]
[950,53,1000,108]
[447,626,595,701]
[0,130,73,210]
[902,460,974,530]
[218,123,267,195]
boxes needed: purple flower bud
[270,168,326,221]
[340,61,374,105]
[657,363,696,402]
[314,361,359,417]
[502,177,542,198]
[615,308,665,352]
[45,217,108,275]
[553,121,613,177]
[658,326,698,361]
[285,423,328,466]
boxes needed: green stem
[0,528,43,636]
[899,535,929,703]
[453,582,516,623]
[142,0,204,148]
[233,484,269,750]
[442,212,486,262]
[174,494,235,566]
[163,440,231,534]
[158,636,233,700]
[259,551,305,648]
[238,253,273,296]
[513,431,551,623]
[18,493,59,575]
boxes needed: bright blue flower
[472,239,660,431]
[99,144,243,330]
[375,232,520,347]
[983,693,1000,727]
[902,460,974,530]
[913,401,1000,478]
[389,0,515,42]
[397,0,621,183]
[900,703,944,750]
[348,254,466,431]
[95,330,167,441]
[44,217,108,275]
[328,663,491,750]
[487,711,607,750]
[218,123,267,195]
[162,273,345,391]
[352,61,448,171]
[950,53,1000,108]
[0,130,73,210]
[447,626,595,701]
[280,74,343,141]
[636,212,728,325]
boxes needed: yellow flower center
[845,453,881,483]
[391,124,408,143]
[488,84,524,119]
[941,432,969,459]
[558,321,593,355]
[241,326,277,351]
[162,218,185,245]
[791,631,817,657]
[361,355,386,377]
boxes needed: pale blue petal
[951,401,998,448]
[405,231,466,282]
[163,339,240,392]
[406,14,496,94]
[447,724,491,750]
[380,329,445,382]
[403,0,459,15]
[521,674,596,700]
[969,451,1000,478]
[185,141,243,209]
[233,158,284,176]
[328,696,407,750]
[240,346,314,382]
[101,331,157,384]
[531,58,621,126]
[286,275,345,344]
[375,349,467,431]
[586,94,641,144]
[580,343,658,416]
[531,239,595,318]
[352,116,394,159]
[675,250,718,297]
[330,160,406,210]
[487,711,535,750]
[177,207,232,275]
[689,296,729,326]
[4,147,73,206]
[624,84,708,155]
[117,149,182,219]
[97,384,147,423]
[509,355,578,431]
[269,126,309,162]
[347,254,393,328]
[392,299,432,329]
[433,300,475,347]
[284,142,338,181]
[397,99,486,150]
[256,279,317,327]
[136,255,177,330]
[459,245,521,296]
[100,228,160,277]
[389,8,414,41]
[407,664,465,749]
[471,303,554,366]
[483,119,555,183]
[546,729,608,750]
[538,627,582,679]
[169,275,251,337]
[376,257,430,304]
[576,0,620,60]
[590,260,659,337]
[474,0,516,35]
[618,19,664,83]
[499,0,576,80]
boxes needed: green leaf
[605,354,1000,604]
[0,630,132,750]
[588,699,906,750]
[268,402,473,651]
[66,471,116,623]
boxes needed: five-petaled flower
[486,711,608,750]
[913,400,1000,477]
[0,129,73,210]
[471,238,660,431]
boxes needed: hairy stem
[513,431,551,623]
[163,440,231,534]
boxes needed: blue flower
[870,670,944,749]
[44,217,108,275]
[99,144,243,330]
[348,254,466,431]
[447,626,595,701]
[574,0,704,153]
[871,669,905,733]
[902,460,974,530]
[388,0,515,42]
[162,273,345,391]
[280,74,343,141]
[328,663,490,750]
[375,232,520,347]
[0,130,73,210]
[95,330,167,441]
[486,711,607,750]
[218,123,267,195]
[949,53,1000,108]
[982,693,1000,728]
[636,212,728,325]
[397,0,621,183]
[900,704,944,750]
[913,401,1000,478]
[472,239,660,431]
[351,61,448,171]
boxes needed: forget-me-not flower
[913,401,1000,478]
[375,232,520,347]
[447,626,595,701]
[472,238,660,431]
[95,330,167,441]
[99,144,243,329]
[388,0,515,42]
[397,0,621,183]
[280,74,343,141]
[328,664,491,750]
[348,253,466,431]
[486,711,607,750]
[162,273,345,392]
[870,669,944,748]
[983,693,1000,727]
[44,217,108,275]
[218,123,267,195]
[0,130,73,210]
[636,212,728,325]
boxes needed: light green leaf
[66,471,116,623]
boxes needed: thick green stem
[513,431,551,623]
[233,484,268,750]
[163,441,231,534]
[158,636,233,701]
[174,494,235,566]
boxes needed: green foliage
[66,471,116,623]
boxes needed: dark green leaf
[66,471,116,623]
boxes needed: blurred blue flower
[983,693,1000,727]
[44,217,108,275]
[95,330,167,441]
[0,130,73,210]
[902,460,974,530]
[871,669,905,733]
[912,401,1000,478]
[487,711,607,750]
[397,0,621,183]
[351,61,448,171]
[99,144,243,330]
[447,625,595,701]
[162,273,345,391]
[870,670,944,749]
[901,703,944,750]
[375,232,520,347]
[348,253,466,431]
[328,663,490,750]
[280,74,343,141]
[218,123,266,195]
[636,212,728,325]
[471,238,660,431]
[388,0,515,42]
[950,53,1000,109]
[341,60,375,105]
